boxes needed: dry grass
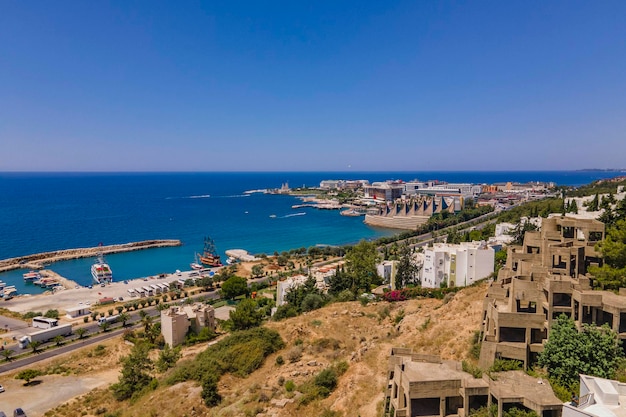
[40,281,488,417]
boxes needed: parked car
[13,409,27,417]
[0,383,4,393]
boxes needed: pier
[0,239,182,273]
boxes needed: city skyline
[1,1,625,172]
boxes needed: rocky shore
[0,239,182,273]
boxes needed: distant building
[421,242,495,288]
[276,275,308,307]
[65,306,91,319]
[276,272,330,306]
[363,182,404,201]
[161,303,216,347]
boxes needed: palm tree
[119,312,130,327]
[1,348,14,362]
[141,313,153,334]
[100,321,110,332]
[53,335,64,347]
[30,340,42,354]
[75,327,88,339]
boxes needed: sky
[1,1,625,172]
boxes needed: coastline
[0,239,182,273]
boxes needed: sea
[0,171,622,295]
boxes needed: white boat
[23,271,42,281]
[190,253,203,270]
[91,254,113,284]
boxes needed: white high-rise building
[421,242,495,288]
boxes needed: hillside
[37,282,487,417]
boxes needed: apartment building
[480,216,612,369]
[383,348,562,417]
[421,242,495,289]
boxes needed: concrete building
[276,272,331,306]
[65,306,91,319]
[364,195,462,230]
[383,348,561,417]
[363,182,405,201]
[563,375,626,417]
[421,242,495,289]
[480,216,609,369]
[161,303,216,347]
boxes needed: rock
[307,360,317,366]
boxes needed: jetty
[225,249,260,262]
[0,239,182,273]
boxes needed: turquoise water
[0,171,620,294]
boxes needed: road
[0,291,220,372]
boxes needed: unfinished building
[479,215,625,369]
[383,348,562,417]
[161,303,216,347]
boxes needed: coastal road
[0,291,221,372]
[0,324,138,374]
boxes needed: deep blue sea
[0,171,622,295]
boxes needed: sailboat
[190,253,203,270]
[199,236,222,267]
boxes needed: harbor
[0,240,182,273]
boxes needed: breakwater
[0,240,182,273]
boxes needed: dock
[225,249,260,262]
[0,239,182,273]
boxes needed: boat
[199,236,222,267]
[91,253,113,284]
[23,271,42,281]
[190,253,203,270]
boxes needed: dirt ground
[1,281,488,417]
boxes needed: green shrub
[272,304,298,321]
[462,360,482,379]
[275,355,284,366]
[284,380,295,392]
[336,289,355,302]
[489,359,523,373]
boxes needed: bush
[166,327,284,387]
[44,309,59,319]
[284,380,295,392]
[314,368,338,394]
[272,304,298,321]
[301,293,324,312]
[275,355,284,366]
[287,346,303,363]
[336,289,355,302]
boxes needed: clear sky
[1,1,625,172]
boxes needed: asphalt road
[0,291,220,373]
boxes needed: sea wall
[364,214,429,230]
[0,239,182,273]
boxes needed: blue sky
[1,1,625,171]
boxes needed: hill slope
[45,282,487,417]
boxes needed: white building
[377,260,397,287]
[276,275,309,306]
[421,242,494,288]
[563,375,626,417]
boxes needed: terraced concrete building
[479,215,619,369]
